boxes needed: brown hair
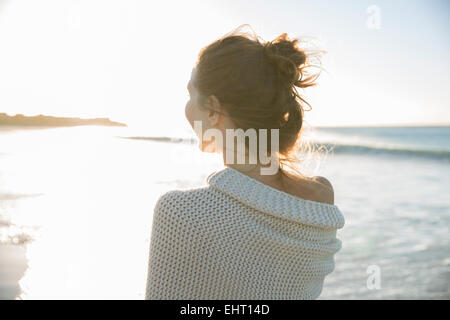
[193,25,322,173]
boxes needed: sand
[0,244,28,300]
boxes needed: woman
[145,26,345,300]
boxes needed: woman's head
[185,26,321,170]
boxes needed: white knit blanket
[145,167,345,300]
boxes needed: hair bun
[263,33,309,88]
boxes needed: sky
[0,0,449,134]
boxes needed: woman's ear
[206,95,222,127]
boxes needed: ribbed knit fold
[146,167,345,300]
[208,167,345,229]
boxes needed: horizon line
[313,122,450,128]
[2,112,450,128]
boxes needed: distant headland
[0,113,127,127]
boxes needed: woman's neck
[226,162,285,186]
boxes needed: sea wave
[119,136,450,161]
[319,142,450,160]
[118,136,196,144]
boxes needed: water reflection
[0,126,221,299]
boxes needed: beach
[0,125,449,299]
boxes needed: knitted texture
[145,167,345,300]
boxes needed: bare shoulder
[311,176,335,205]
[313,176,333,190]
[281,172,335,206]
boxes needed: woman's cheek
[185,101,193,126]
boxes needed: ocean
[0,125,449,299]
